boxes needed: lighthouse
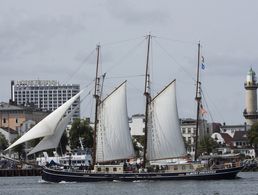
[243,68,258,125]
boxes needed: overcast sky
[0,0,257,125]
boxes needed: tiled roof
[0,102,24,111]
[232,131,248,141]
[220,133,233,146]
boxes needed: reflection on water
[0,172,258,195]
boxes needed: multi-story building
[180,118,210,157]
[0,102,48,132]
[11,80,80,120]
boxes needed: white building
[129,114,145,136]
[180,118,210,157]
[11,80,80,121]
[211,123,255,158]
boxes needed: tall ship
[6,35,243,182]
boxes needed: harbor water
[0,172,258,195]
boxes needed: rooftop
[0,102,24,111]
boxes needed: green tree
[0,132,8,151]
[132,136,144,157]
[11,135,25,160]
[247,122,258,156]
[69,118,93,150]
[198,135,218,156]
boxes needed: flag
[201,56,205,70]
[200,103,207,116]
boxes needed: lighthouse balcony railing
[243,110,258,117]
[244,82,258,88]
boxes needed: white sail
[27,104,79,155]
[96,82,135,162]
[147,80,186,160]
[6,90,83,151]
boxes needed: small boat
[6,36,244,182]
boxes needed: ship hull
[42,166,243,183]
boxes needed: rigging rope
[152,38,196,82]
[101,36,144,47]
[62,48,96,83]
[104,38,146,74]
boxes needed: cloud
[206,53,258,77]
[0,11,85,62]
[105,0,171,25]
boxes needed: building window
[16,118,19,123]
[3,118,6,123]
[113,167,117,172]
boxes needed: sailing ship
[6,36,243,182]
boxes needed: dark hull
[42,166,243,183]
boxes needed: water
[0,172,258,195]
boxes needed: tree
[132,136,144,157]
[11,135,25,160]
[198,135,218,156]
[0,132,8,151]
[247,122,258,156]
[69,118,93,150]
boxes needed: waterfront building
[11,80,80,120]
[180,118,210,157]
[211,123,255,158]
[0,102,48,132]
[243,68,258,125]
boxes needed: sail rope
[105,74,144,79]
[152,38,196,83]
[101,36,144,47]
[103,38,146,74]
[155,35,196,45]
[62,48,96,83]
[200,85,225,123]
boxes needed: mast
[194,42,201,161]
[92,44,101,167]
[143,34,151,168]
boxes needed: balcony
[243,110,258,119]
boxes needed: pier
[0,168,42,177]
[0,155,42,176]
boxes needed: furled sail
[6,90,83,151]
[96,82,135,162]
[27,104,79,155]
[147,80,186,160]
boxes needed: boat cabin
[94,164,124,173]
[199,154,241,169]
[162,164,195,173]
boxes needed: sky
[0,0,258,125]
